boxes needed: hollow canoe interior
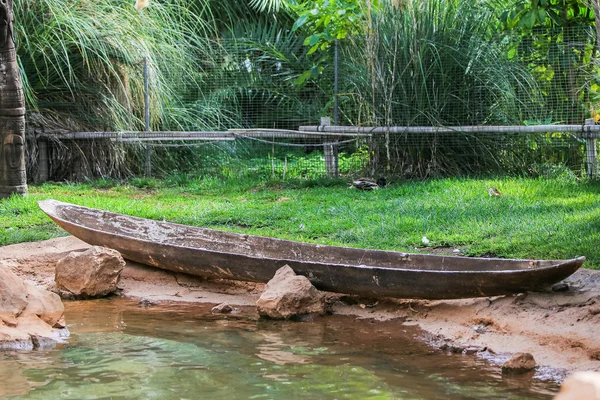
[46,201,561,273]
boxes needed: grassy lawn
[1,176,599,269]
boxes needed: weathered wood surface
[0,0,26,199]
[39,199,585,300]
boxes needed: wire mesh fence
[26,25,600,182]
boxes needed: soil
[2,236,599,380]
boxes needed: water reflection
[0,298,557,399]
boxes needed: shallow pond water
[1,298,558,399]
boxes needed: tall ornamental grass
[15,0,223,180]
[341,0,545,177]
[16,0,215,132]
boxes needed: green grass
[1,177,599,269]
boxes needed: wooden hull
[38,199,585,299]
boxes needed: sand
[1,236,599,379]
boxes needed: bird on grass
[135,0,150,11]
[488,187,502,197]
[350,177,386,190]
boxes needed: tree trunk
[0,0,26,199]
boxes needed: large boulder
[256,265,326,319]
[555,371,600,400]
[55,246,125,297]
[0,267,67,350]
[0,268,28,326]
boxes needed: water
[1,298,558,399]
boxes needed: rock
[0,267,67,351]
[552,282,570,292]
[30,335,57,349]
[554,371,600,400]
[23,284,64,327]
[589,305,600,316]
[211,303,233,314]
[462,347,481,355]
[0,335,35,351]
[256,265,326,319]
[0,267,28,326]
[53,316,67,329]
[501,352,536,373]
[473,325,487,334]
[55,246,125,297]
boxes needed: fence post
[585,118,598,179]
[334,40,339,126]
[322,117,339,177]
[143,57,152,177]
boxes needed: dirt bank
[2,236,599,379]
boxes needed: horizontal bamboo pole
[111,137,235,142]
[228,128,371,138]
[40,131,234,140]
[39,129,371,141]
[299,124,600,136]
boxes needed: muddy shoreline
[2,236,599,380]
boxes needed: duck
[488,187,502,197]
[350,177,386,190]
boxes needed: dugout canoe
[38,199,585,300]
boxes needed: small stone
[462,347,480,355]
[589,305,600,316]
[449,345,465,353]
[211,303,233,314]
[554,371,600,400]
[513,293,527,304]
[552,282,569,292]
[473,325,487,334]
[452,249,461,254]
[53,317,67,329]
[590,350,600,361]
[502,352,536,374]
[30,335,57,349]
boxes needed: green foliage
[339,145,369,175]
[346,0,541,126]
[499,0,594,30]
[529,161,581,182]
[291,0,365,85]
[496,0,597,123]
[337,0,545,176]
[293,0,364,51]
[13,0,597,181]
[16,0,214,131]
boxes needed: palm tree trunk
[0,0,26,199]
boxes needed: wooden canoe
[38,199,585,300]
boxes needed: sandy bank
[1,236,599,378]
